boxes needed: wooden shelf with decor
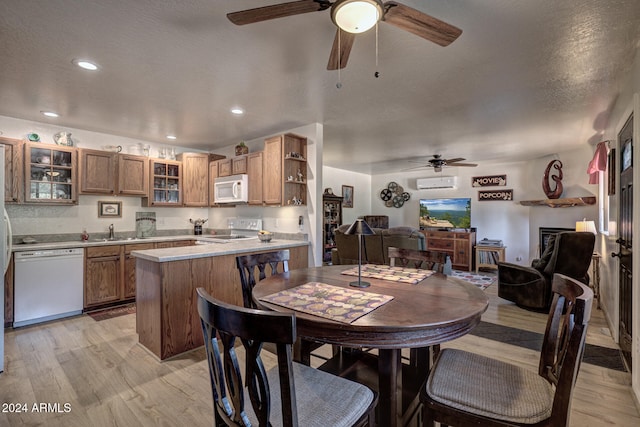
[519,196,596,207]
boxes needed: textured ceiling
[1,0,639,174]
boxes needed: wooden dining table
[252,264,489,427]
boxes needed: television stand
[421,229,476,272]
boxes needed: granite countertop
[131,238,310,263]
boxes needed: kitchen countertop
[131,238,310,263]
[10,235,200,252]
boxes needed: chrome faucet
[108,224,115,240]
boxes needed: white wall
[322,166,372,225]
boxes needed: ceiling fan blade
[382,2,462,46]
[227,0,329,25]
[447,162,477,167]
[403,164,431,170]
[443,157,465,163]
[327,29,356,70]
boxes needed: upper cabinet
[78,148,116,194]
[117,154,150,196]
[0,136,24,203]
[178,152,214,207]
[79,149,149,196]
[232,155,248,175]
[24,142,77,204]
[143,159,182,206]
[263,133,307,206]
[247,152,263,205]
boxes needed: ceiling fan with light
[407,154,478,173]
[227,0,462,70]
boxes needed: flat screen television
[419,197,471,229]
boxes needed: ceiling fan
[227,0,462,70]
[408,155,478,173]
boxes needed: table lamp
[575,218,597,235]
[345,218,375,288]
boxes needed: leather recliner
[497,231,595,309]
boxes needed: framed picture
[98,201,122,218]
[342,185,354,208]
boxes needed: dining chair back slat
[236,250,290,309]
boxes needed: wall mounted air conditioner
[416,176,458,190]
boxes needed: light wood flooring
[1,283,638,426]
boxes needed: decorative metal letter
[542,160,563,199]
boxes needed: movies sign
[472,174,507,187]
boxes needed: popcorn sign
[478,189,513,201]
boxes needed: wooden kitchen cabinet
[24,142,77,204]
[1,136,24,203]
[422,229,476,272]
[143,159,182,206]
[247,151,263,205]
[263,133,307,205]
[232,155,248,175]
[155,240,193,249]
[209,159,221,206]
[177,152,210,207]
[78,148,116,194]
[124,242,154,298]
[85,245,123,308]
[117,154,149,196]
[78,149,149,196]
[218,158,232,177]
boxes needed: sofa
[331,225,426,265]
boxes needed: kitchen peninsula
[132,238,309,360]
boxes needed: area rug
[87,303,136,321]
[450,270,496,290]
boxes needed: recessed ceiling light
[73,59,99,71]
[166,135,177,140]
[231,108,244,115]
[41,111,60,118]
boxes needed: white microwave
[214,174,249,204]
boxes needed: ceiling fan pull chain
[375,21,380,78]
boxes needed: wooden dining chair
[388,246,449,367]
[236,250,335,365]
[388,246,448,272]
[420,273,594,427]
[236,250,290,309]
[196,288,377,427]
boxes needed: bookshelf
[475,245,506,273]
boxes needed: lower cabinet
[124,243,154,298]
[85,242,157,309]
[85,246,123,308]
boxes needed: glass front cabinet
[144,159,182,206]
[25,142,77,204]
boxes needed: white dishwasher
[14,248,84,327]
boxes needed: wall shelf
[519,196,596,208]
